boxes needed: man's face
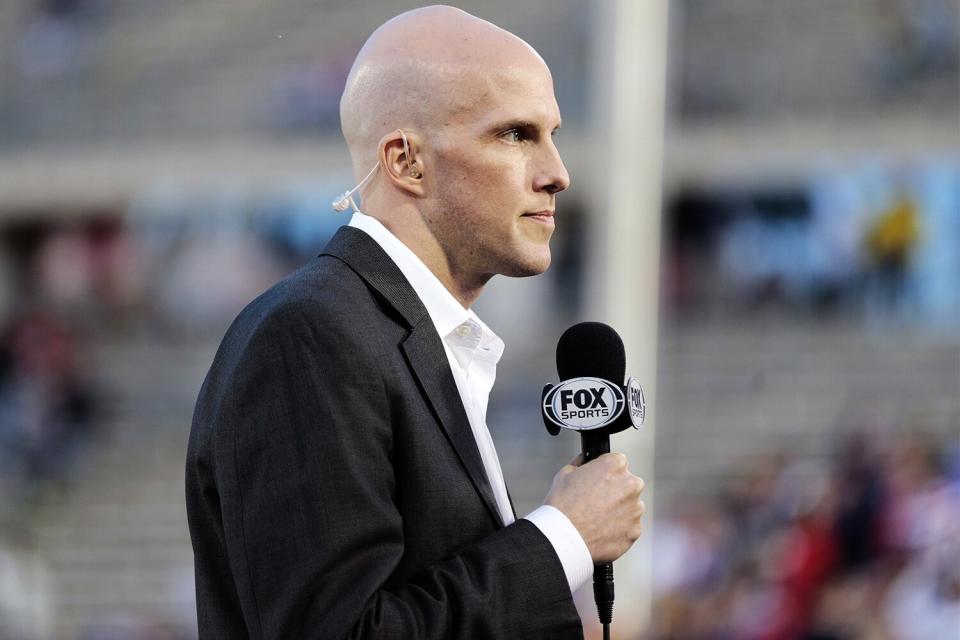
[421,60,570,281]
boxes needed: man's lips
[522,211,555,223]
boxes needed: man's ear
[379,130,425,197]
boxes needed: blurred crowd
[649,432,960,640]
[0,216,133,517]
[666,163,959,329]
[0,310,96,518]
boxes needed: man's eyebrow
[489,120,535,132]
[487,120,563,134]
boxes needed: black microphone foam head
[556,321,626,384]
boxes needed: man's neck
[368,209,489,309]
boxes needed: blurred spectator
[34,219,144,320]
[863,195,921,315]
[0,309,96,512]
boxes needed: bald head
[339,5,550,175]
[337,6,568,304]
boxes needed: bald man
[186,6,645,639]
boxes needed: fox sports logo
[543,377,625,431]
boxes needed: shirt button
[457,325,471,337]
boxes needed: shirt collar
[347,212,504,363]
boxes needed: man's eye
[502,129,523,143]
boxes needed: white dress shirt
[348,212,593,594]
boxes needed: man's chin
[503,251,551,278]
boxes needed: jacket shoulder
[238,254,379,331]
[221,252,406,356]
[192,255,395,430]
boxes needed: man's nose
[533,141,571,195]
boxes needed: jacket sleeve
[204,302,583,639]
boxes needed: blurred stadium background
[0,1,957,638]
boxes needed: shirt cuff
[523,505,593,593]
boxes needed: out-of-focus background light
[0,1,956,639]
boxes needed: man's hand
[544,453,646,563]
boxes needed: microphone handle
[580,431,614,630]
[580,430,609,463]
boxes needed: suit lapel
[402,321,505,528]
[321,226,505,528]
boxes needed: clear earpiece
[331,163,379,213]
[330,129,418,213]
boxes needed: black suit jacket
[185,226,584,639]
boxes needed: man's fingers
[555,454,584,477]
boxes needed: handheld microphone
[541,321,645,639]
